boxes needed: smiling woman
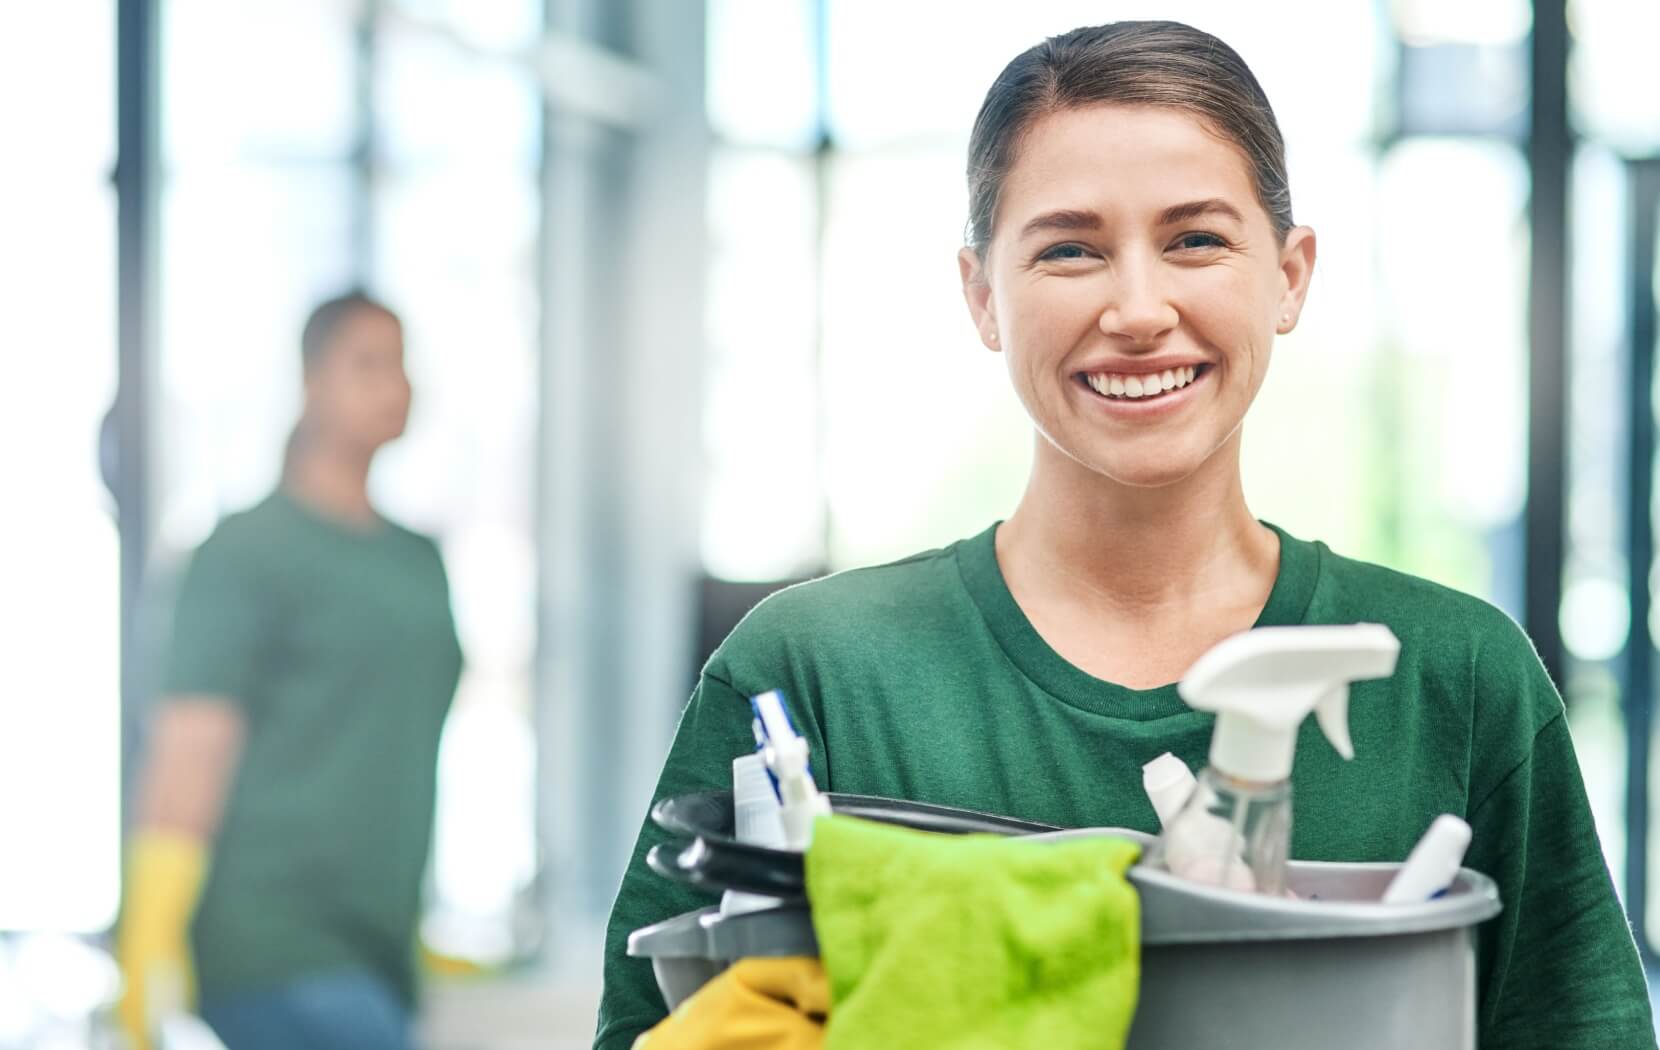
[961,105,1313,520]
[594,20,1655,1050]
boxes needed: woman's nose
[1097,260,1178,345]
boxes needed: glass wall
[0,0,120,935]
[1567,0,1660,949]
[372,1,543,963]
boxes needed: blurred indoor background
[3,0,1660,1045]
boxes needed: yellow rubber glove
[419,937,490,979]
[634,957,829,1050]
[116,831,209,1050]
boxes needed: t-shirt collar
[954,519,1321,720]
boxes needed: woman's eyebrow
[1157,198,1245,226]
[1018,199,1246,240]
[1018,208,1103,239]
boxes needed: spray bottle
[1150,624,1400,896]
[750,689,831,850]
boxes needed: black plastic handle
[645,791,1068,900]
[651,789,1064,842]
[647,837,808,898]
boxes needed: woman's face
[306,308,411,454]
[960,104,1315,490]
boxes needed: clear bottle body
[1149,767,1293,896]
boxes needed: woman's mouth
[1075,364,1210,404]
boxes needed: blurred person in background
[117,292,463,1050]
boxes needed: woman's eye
[1038,243,1093,262]
[1172,232,1227,252]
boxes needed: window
[0,0,120,935]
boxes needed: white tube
[1382,815,1472,905]
[1142,753,1197,828]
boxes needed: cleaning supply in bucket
[1382,814,1472,904]
[1150,624,1401,896]
[634,956,829,1049]
[722,753,791,916]
[1142,753,1197,828]
[805,815,1141,1050]
[1152,779,1259,892]
[752,690,831,850]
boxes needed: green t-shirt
[164,490,462,1006]
[596,523,1655,1049]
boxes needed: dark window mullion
[1626,157,1660,959]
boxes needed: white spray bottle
[751,689,831,850]
[1150,624,1400,896]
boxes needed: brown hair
[282,290,400,477]
[966,21,1293,256]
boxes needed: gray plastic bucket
[628,828,1501,1049]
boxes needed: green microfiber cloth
[805,816,1141,1050]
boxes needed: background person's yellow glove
[116,831,209,1050]
[634,956,829,1049]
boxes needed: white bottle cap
[1142,753,1197,828]
[1381,814,1472,905]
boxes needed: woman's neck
[284,444,379,528]
[997,430,1278,625]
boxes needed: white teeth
[1084,365,1204,400]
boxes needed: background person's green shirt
[596,523,1655,1050]
[164,489,463,1006]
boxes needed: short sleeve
[162,526,273,705]
[1465,623,1655,1048]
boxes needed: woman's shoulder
[193,494,445,576]
[376,515,446,560]
[189,494,290,562]
[741,541,968,630]
[1303,537,1554,707]
[1308,540,1521,638]
[707,538,976,674]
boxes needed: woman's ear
[958,246,1002,351]
[1274,225,1317,333]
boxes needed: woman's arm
[593,671,762,1050]
[1463,620,1657,1049]
[135,697,246,836]
[1467,712,1653,1047]
[117,697,245,1050]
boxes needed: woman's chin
[1041,425,1221,490]
[1103,465,1201,489]
[1072,448,1208,490]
